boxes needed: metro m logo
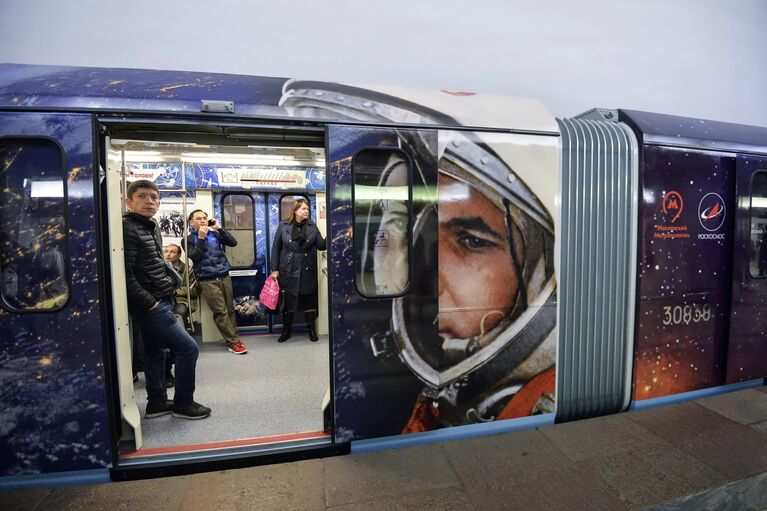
[662,191,684,223]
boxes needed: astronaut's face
[437,174,521,341]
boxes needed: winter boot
[277,312,293,343]
[306,311,318,342]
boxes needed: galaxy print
[726,155,767,382]
[0,64,468,130]
[0,113,111,476]
[0,64,288,120]
[633,146,734,400]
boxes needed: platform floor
[4,384,767,510]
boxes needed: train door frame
[97,118,347,479]
[102,136,145,452]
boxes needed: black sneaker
[172,402,211,420]
[145,400,174,419]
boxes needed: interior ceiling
[107,123,325,166]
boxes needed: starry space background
[726,154,767,382]
[632,145,734,400]
[0,112,112,477]
[0,64,288,120]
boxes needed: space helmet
[281,80,557,417]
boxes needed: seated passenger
[164,243,197,331]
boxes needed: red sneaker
[228,341,248,355]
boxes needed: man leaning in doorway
[186,209,248,355]
[123,180,211,420]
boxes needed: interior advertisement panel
[633,146,734,400]
[155,192,196,248]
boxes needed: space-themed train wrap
[633,146,735,400]
[303,82,559,440]
[727,154,767,383]
[1,62,766,481]
[0,112,111,477]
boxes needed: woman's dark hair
[287,199,310,223]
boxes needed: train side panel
[727,154,767,382]
[0,112,112,477]
[632,145,734,399]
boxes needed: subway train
[1,63,765,488]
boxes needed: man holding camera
[187,209,248,355]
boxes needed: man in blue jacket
[187,209,248,355]
[123,180,211,420]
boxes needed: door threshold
[120,430,330,462]
[112,431,346,481]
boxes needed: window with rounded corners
[221,193,255,268]
[0,137,70,312]
[352,148,411,298]
[749,170,767,278]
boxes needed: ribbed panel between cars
[555,118,638,422]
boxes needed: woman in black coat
[270,199,327,342]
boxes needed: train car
[0,63,765,488]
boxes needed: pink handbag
[259,276,281,310]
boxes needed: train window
[0,138,69,312]
[222,194,255,268]
[352,149,411,298]
[749,171,767,278]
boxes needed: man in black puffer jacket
[124,180,211,420]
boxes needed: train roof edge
[0,63,558,134]
[575,107,767,155]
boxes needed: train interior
[101,123,332,463]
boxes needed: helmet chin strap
[441,309,505,363]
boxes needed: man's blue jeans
[135,297,199,407]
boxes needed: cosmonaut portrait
[281,80,558,435]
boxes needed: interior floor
[131,332,329,450]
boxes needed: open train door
[326,125,439,440]
[727,154,767,383]
[0,112,114,482]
